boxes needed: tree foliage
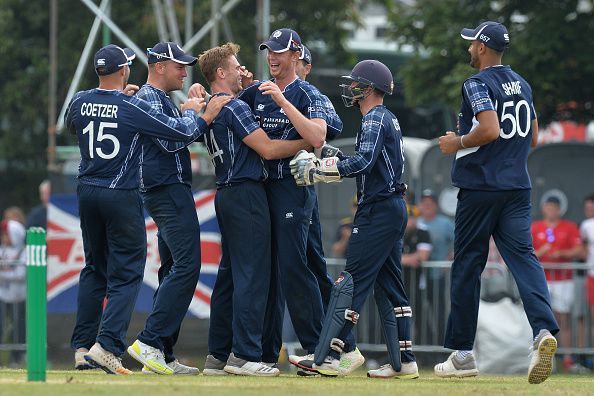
[384,0,594,124]
[0,0,359,212]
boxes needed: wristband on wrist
[460,134,468,149]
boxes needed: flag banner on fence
[46,190,221,318]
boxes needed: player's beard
[469,51,479,69]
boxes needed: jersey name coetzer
[80,102,119,118]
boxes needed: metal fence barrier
[1,257,592,365]
[286,259,594,357]
[0,259,27,367]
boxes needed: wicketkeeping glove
[314,141,342,159]
[289,150,342,186]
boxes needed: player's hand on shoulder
[439,131,462,155]
[181,97,206,114]
[188,83,207,99]
[123,84,139,96]
[201,95,232,124]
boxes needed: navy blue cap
[94,44,136,76]
[147,42,197,65]
[259,28,302,53]
[299,45,312,65]
[461,21,510,52]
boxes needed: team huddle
[66,21,559,384]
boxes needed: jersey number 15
[82,121,120,159]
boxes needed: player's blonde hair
[198,42,240,84]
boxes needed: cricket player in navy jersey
[67,44,209,375]
[235,28,332,369]
[196,43,315,377]
[296,45,341,309]
[434,21,559,384]
[290,60,418,379]
[126,42,230,375]
[293,45,369,376]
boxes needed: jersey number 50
[82,121,120,159]
[498,100,531,139]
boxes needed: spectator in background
[0,217,27,366]
[418,189,454,262]
[331,196,358,258]
[531,196,583,372]
[401,204,432,345]
[3,207,26,226]
[579,194,594,369]
[26,179,50,230]
[417,189,454,345]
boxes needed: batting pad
[314,271,357,366]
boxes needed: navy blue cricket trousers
[208,181,272,362]
[307,198,333,307]
[71,183,146,356]
[335,195,414,362]
[261,177,323,359]
[138,183,201,352]
[444,189,559,350]
[150,235,180,362]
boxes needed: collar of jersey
[271,76,300,93]
[145,83,170,97]
[95,88,122,93]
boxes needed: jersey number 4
[82,121,120,159]
[498,100,530,139]
[204,129,224,166]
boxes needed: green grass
[0,369,593,396]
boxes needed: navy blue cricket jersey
[237,78,338,179]
[337,105,406,205]
[453,65,536,190]
[303,81,343,140]
[201,95,266,188]
[65,88,204,190]
[137,84,206,191]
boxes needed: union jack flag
[47,190,221,318]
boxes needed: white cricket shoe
[367,362,419,379]
[528,329,557,384]
[84,343,132,375]
[338,347,365,376]
[142,359,199,375]
[223,352,280,376]
[127,339,173,375]
[434,352,479,378]
[312,356,340,377]
[203,354,228,376]
[75,348,96,370]
[288,353,314,369]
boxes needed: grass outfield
[1,370,593,396]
